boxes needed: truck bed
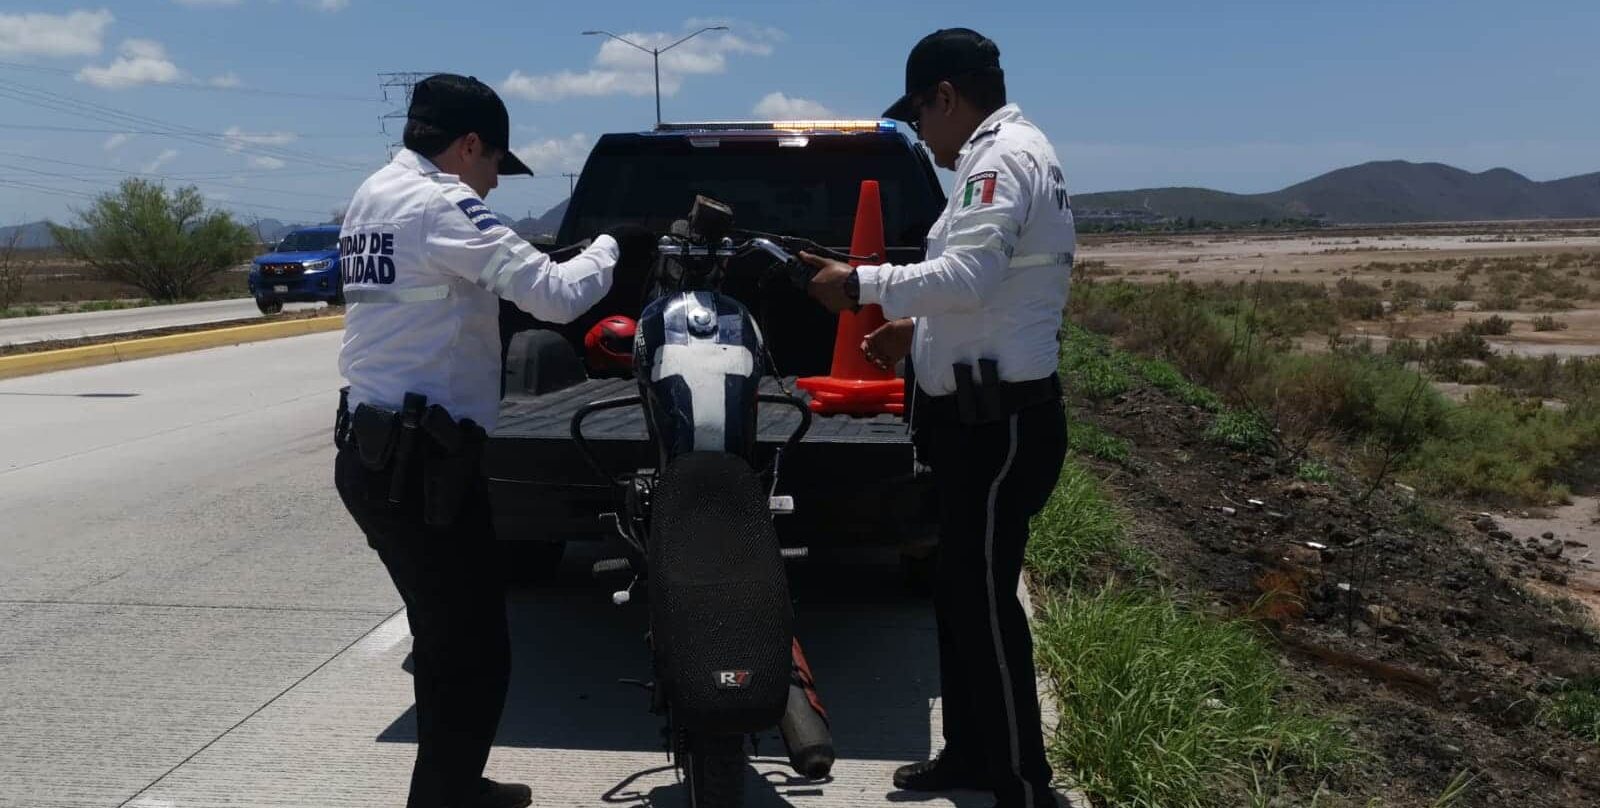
[493,376,912,446]
[484,377,937,547]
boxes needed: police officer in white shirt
[333,74,655,808]
[803,30,1075,808]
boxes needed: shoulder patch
[959,170,999,207]
[454,196,502,232]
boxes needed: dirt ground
[1069,380,1600,807]
[1069,223,1600,804]
[1,250,252,311]
[1079,223,1600,362]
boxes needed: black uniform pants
[334,445,510,808]
[925,400,1067,807]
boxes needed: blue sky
[1,0,1597,226]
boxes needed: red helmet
[584,315,637,374]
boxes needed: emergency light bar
[656,120,898,133]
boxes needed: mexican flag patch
[961,170,998,207]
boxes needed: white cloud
[753,92,836,120]
[500,23,780,102]
[222,126,298,152]
[248,155,286,170]
[511,133,592,174]
[208,72,241,88]
[142,148,179,173]
[305,0,350,11]
[102,133,132,151]
[173,0,244,7]
[502,69,666,102]
[77,38,182,89]
[0,9,114,58]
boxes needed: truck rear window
[565,137,941,249]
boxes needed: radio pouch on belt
[389,393,428,504]
[951,362,980,425]
[351,402,400,472]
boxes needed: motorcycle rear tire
[681,730,746,808]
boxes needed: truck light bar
[656,120,898,133]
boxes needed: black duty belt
[334,391,488,526]
[917,371,1062,426]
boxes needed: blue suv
[248,225,343,314]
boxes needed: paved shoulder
[0,299,323,346]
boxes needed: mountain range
[1074,161,1600,223]
[8,162,1599,251]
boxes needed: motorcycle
[570,197,850,806]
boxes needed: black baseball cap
[883,28,1004,122]
[407,73,532,176]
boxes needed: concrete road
[0,299,325,346]
[0,334,1052,807]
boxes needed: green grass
[1068,419,1132,463]
[1026,459,1139,585]
[1137,357,1223,411]
[1063,326,1137,399]
[0,297,154,319]
[1034,589,1352,808]
[1296,461,1333,483]
[1069,277,1600,506]
[1024,455,1352,806]
[1540,677,1600,743]
[1405,390,1600,505]
[1206,409,1274,453]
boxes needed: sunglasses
[905,88,942,135]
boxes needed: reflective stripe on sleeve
[945,211,1020,253]
[343,284,451,304]
[476,239,535,296]
[1009,252,1074,269]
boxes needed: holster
[420,405,485,528]
[341,393,484,526]
[333,386,352,450]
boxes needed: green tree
[49,179,254,302]
[0,224,25,311]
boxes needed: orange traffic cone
[796,181,906,416]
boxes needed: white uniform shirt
[856,104,1076,396]
[338,149,618,430]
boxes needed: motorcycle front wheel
[680,730,746,808]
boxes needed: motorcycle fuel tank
[635,291,767,466]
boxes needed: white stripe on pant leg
[984,413,1031,805]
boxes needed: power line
[0,60,382,103]
[0,157,352,204]
[0,78,372,171]
[0,122,376,140]
[0,178,100,200]
[0,81,367,171]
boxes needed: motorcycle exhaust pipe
[779,640,835,779]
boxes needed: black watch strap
[844,269,861,303]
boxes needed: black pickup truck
[485,120,947,571]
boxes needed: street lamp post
[581,26,729,126]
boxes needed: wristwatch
[844,269,860,304]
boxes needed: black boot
[892,750,992,792]
[459,778,531,808]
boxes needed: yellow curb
[0,315,345,381]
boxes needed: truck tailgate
[485,377,936,546]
